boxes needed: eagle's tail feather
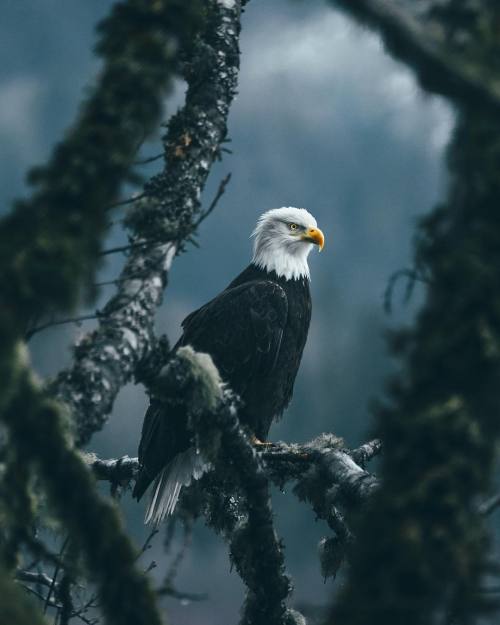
[144,448,210,525]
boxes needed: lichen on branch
[54,0,244,446]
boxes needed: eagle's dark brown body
[133,262,311,501]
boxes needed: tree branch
[86,346,381,621]
[0,0,202,334]
[88,437,379,507]
[331,0,500,111]
[133,153,164,166]
[16,570,58,590]
[53,0,244,446]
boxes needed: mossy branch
[53,0,243,446]
[2,360,163,625]
[0,1,205,622]
[330,99,500,625]
[330,0,500,111]
[92,346,381,623]
[0,0,203,333]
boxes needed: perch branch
[88,437,379,503]
[86,347,381,621]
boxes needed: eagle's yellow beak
[303,227,325,251]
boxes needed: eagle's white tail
[144,448,210,525]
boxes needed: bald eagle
[133,207,324,523]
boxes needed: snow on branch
[53,0,243,446]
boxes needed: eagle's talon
[250,435,275,447]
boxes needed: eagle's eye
[289,223,298,231]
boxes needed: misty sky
[1,1,456,623]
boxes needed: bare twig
[157,584,208,603]
[134,153,164,166]
[26,314,99,341]
[193,173,232,229]
[21,583,62,609]
[70,592,100,625]
[26,274,148,339]
[98,239,161,257]
[106,193,146,210]
[44,536,69,614]
[16,570,56,589]
[137,529,159,560]
[384,268,432,314]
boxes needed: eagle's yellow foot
[250,435,275,447]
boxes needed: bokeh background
[2,1,457,623]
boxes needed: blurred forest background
[1,1,499,625]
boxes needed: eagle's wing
[133,280,288,501]
[179,280,288,392]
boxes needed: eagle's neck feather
[251,246,311,281]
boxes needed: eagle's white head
[251,207,324,281]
